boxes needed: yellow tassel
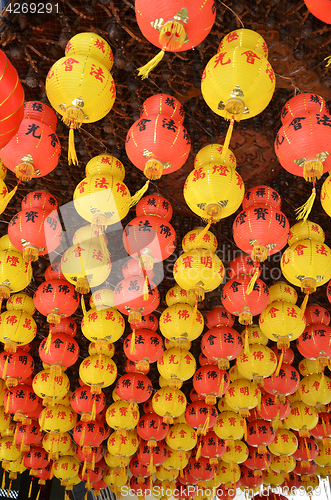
[159,20,186,50]
[275,349,284,377]
[68,122,78,166]
[244,326,250,356]
[272,411,280,432]
[325,55,331,67]
[91,399,96,421]
[304,437,311,460]
[196,442,202,460]
[5,392,10,413]
[82,460,87,478]
[190,297,198,330]
[257,389,261,412]
[246,270,259,295]
[138,51,165,80]
[28,478,33,498]
[81,294,87,316]
[79,425,86,447]
[36,487,41,500]
[192,221,212,250]
[130,180,150,207]
[244,418,247,442]
[0,184,18,215]
[1,471,5,489]
[143,275,149,302]
[295,187,316,221]
[201,415,210,436]
[219,375,225,398]
[300,291,309,318]
[220,118,235,160]
[2,353,10,380]
[44,332,52,355]
[92,452,95,471]
[7,480,12,498]
[130,330,137,355]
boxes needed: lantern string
[7,480,12,498]
[220,117,235,160]
[275,349,284,377]
[300,290,309,318]
[130,180,150,207]
[0,183,19,215]
[1,470,5,490]
[28,478,33,498]
[36,487,41,500]
[81,294,87,316]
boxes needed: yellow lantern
[2,454,26,479]
[46,33,115,165]
[89,341,115,357]
[263,467,284,487]
[157,348,196,387]
[268,428,298,456]
[155,464,179,481]
[107,429,140,457]
[0,248,32,318]
[236,344,277,382]
[73,156,130,229]
[174,248,224,301]
[194,143,237,170]
[6,293,35,315]
[213,411,245,444]
[201,29,275,121]
[90,287,115,310]
[299,358,323,376]
[0,436,21,462]
[53,455,80,483]
[314,464,331,477]
[152,387,187,423]
[301,474,319,494]
[106,400,139,432]
[166,423,197,451]
[217,396,239,412]
[240,324,268,346]
[224,379,259,417]
[79,354,117,393]
[39,404,77,433]
[183,161,244,226]
[182,228,218,253]
[165,285,196,307]
[0,303,37,352]
[284,401,318,437]
[222,439,248,464]
[42,431,72,460]
[81,306,125,346]
[281,220,331,293]
[159,303,204,342]
[270,454,296,474]
[104,451,130,469]
[298,373,331,408]
[103,466,128,489]
[315,442,331,467]
[268,281,298,304]
[216,460,240,488]
[321,174,331,217]
[162,446,190,471]
[61,225,111,294]
[228,365,248,383]
[259,300,306,348]
[32,369,70,405]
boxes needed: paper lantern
[185,401,218,434]
[268,428,298,457]
[39,404,77,433]
[263,364,300,402]
[166,423,197,452]
[193,365,229,405]
[137,412,169,445]
[105,400,139,432]
[0,248,32,305]
[33,369,70,405]
[107,429,140,457]
[245,419,275,453]
[201,326,243,370]
[157,348,196,387]
[81,306,125,345]
[298,373,331,407]
[70,385,106,421]
[0,349,34,388]
[4,384,41,422]
[33,279,79,324]
[224,379,260,417]
[123,328,163,368]
[42,432,72,460]
[160,303,204,342]
[79,354,117,393]
[114,276,160,324]
[116,372,153,408]
[284,401,318,437]
[236,344,277,382]
[152,386,187,423]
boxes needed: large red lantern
[292,436,319,466]
[240,465,264,489]
[129,455,151,480]
[123,329,163,368]
[23,445,49,473]
[114,275,160,324]
[200,431,226,463]
[188,455,215,482]
[201,326,243,369]
[257,393,291,426]
[0,349,34,388]
[39,333,79,372]
[185,401,218,434]
[116,373,153,409]
[70,385,106,421]
[33,279,79,324]
[193,365,229,405]
[73,419,107,453]
[137,412,169,445]
[4,384,41,422]
[0,50,24,149]
[14,420,43,452]
[263,363,300,402]
[245,419,275,453]
[137,439,168,472]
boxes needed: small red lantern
[244,446,271,472]
[293,460,317,476]
[200,431,226,463]
[304,304,330,326]
[188,455,215,482]
[137,439,168,472]
[297,324,331,364]
[129,455,151,480]
[206,306,235,329]
[246,419,275,453]
[39,333,79,371]
[116,373,153,409]
[0,349,34,388]
[263,364,300,402]
[4,384,41,422]
[73,419,107,453]
[76,445,104,468]
[185,401,218,434]
[14,420,43,452]
[123,329,164,369]
[49,317,77,337]
[130,313,158,331]
[0,50,24,149]
[310,412,331,443]
[292,437,319,466]
[23,445,49,473]
[193,365,229,405]
[240,465,264,489]
[228,254,261,279]
[137,412,169,445]
[33,279,79,324]
[79,462,103,485]
[201,326,243,370]
[70,385,106,421]
[271,345,294,364]
[114,276,160,324]
[257,393,291,424]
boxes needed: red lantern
[116,373,153,408]
[4,384,41,422]
[129,476,150,497]
[310,412,331,443]
[137,412,169,445]
[292,437,319,465]
[137,439,167,471]
[23,445,49,473]
[33,462,53,484]
[0,50,24,148]
[143,399,154,414]
[304,304,330,326]
[228,254,261,279]
[23,100,57,130]
[297,324,331,364]
[79,462,103,485]
[201,326,243,369]
[244,446,271,471]
[76,445,104,468]
[246,419,275,453]
[123,329,164,368]
[33,279,79,324]
[39,333,79,370]
[221,276,269,325]
[271,345,295,364]
[73,419,107,453]
[303,1,331,26]
[44,262,66,281]
[200,431,226,463]
[49,317,77,337]
[206,306,235,329]
[242,185,282,210]
[293,460,317,476]
[178,467,198,486]
[263,364,300,401]
[125,359,150,375]
[0,349,34,388]
[114,276,160,324]
[136,193,173,220]
[14,420,43,452]
[240,465,264,489]
[193,365,229,405]
[1,115,61,181]
[70,386,106,421]
[129,455,151,479]
[185,401,218,434]
[257,393,291,423]
[187,455,215,482]
[130,313,158,331]
[190,389,204,402]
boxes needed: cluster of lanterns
[0,2,329,500]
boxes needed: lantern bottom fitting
[90,385,102,395]
[23,246,39,262]
[144,159,163,180]
[47,309,61,324]
[299,429,310,438]
[276,337,290,350]
[300,277,316,293]
[218,359,230,370]
[303,158,324,182]
[209,458,218,465]
[205,395,217,405]
[15,161,35,182]
[0,286,11,300]
[4,341,17,353]
[76,277,90,294]
[128,311,142,324]
[251,244,268,263]
[189,285,205,302]
[163,414,174,424]
[91,213,108,231]
[239,309,253,325]
[203,203,222,222]
[81,413,92,422]
[224,98,245,120]
[62,106,84,128]
[8,473,17,480]
[5,377,18,389]
[239,408,250,418]
[136,360,150,371]
[147,440,157,447]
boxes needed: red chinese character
[253,350,264,361]
[73,246,85,258]
[311,224,319,232]
[287,307,297,318]
[105,310,115,321]
[78,181,88,194]
[62,58,79,71]
[236,172,243,189]
[92,249,103,262]
[165,392,173,401]
[316,244,328,256]
[240,386,249,396]
[226,32,239,44]
[294,244,308,256]
[41,372,50,382]
[228,417,236,427]
[119,407,128,416]
[88,312,98,322]
[182,256,194,269]
[227,387,235,397]
[110,80,116,99]
[116,183,128,196]
[200,256,212,268]
[312,381,320,391]
[268,307,279,318]
[265,63,274,83]
[178,310,190,321]
[23,318,31,330]
[6,255,19,267]
[94,39,106,53]
[214,52,231,68]
[162,312,172,323]
[6,315,17,326]
[94,177,109,189]
[184,355,191,365]
[168,355,178,364]
[90,64,105,83]
[212,164,229,176]
[193,167,205,182]
[241,50,261,64]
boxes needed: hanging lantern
[281,220,331,294]
[299,358,323,376]
[46,33,115,165]
[0,245,32,307]
[124,328,163,370]
[43,432,72,460]
[73,155,131,229]
[160,302,204,343]
[185,401,218,435]
[105,400,140,433]
[49,316,77,338]
[297,323,331,366]
[240,465,264,490]
[201,325,243,370]
[268,428,298,457]
[257,392,291,430]
[233,186,289,263]
[4,384,41,423]
[284,401,319,437]
[157,348,196,387]
[33,279,79,325]
[23,446,49,474]
[303,0,331,23]
[298,373,331,408]
[33,369,70,405]
[162,447,190,471]
[193,365,229,405]
[73,419,107,455]
[240,324,268,346]
[275,93,331,220]
[0,436,22,462]
[107,429,140,458]
[137,439,168,473]
[129,456,151,481]
[135,0,216,78]
[224,379,260,417]
[116,372,153,409]
[81,306,125,346]
[152,386,187,423]
[0,293,37,352]
[263,363,300,403]
[216,460,241,489]
[310,412,331,444]
[244,446,271,473]
[206,306,235,329]
[245,419,275,454]
[137,412,169,445]
[14,420,43,453]
[39,333,78,374]
[0,349,34,388]
[166,423,197,452]
[53,455,80,484]
[70,385,106,421]
[114,274,160,324]
[39,404,77,434]
[270,454,296,475]
[293,437,319,468]
[236,344,277,384]
[79,354,117,394]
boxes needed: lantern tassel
[246,269,259,295]
[91,400,96,421]
[130,180,150,207]
[1,471,5,490]
[190,297,198,330]
[36,487,41,500]
[143,275,149,302]
[82,460,87,478]
[201,415,210,436]
[304,437,311,460]
[192,221,212,250]
[79,425,86,447]
[244,325,250,356]
[272,410,280,432]
[1,353,10,381]
[7,480,12,498]
[275,349,284,377]
[220,118,235,160]
[130,329,137,355]
[68,121,78,166]
[0,183,18,215]
[81,294,87,316]
[300,291,309,318]
[324,55,331,67]
[195,441,202,460]
[44,332,52,355]
[295,187,316,221]
[137,50,165,80]
[28,478,33,498]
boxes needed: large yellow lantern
[152,387,187,423]
[268,281,298,304]
[46,33,115,165]
[270,454,296,474]
[42,431,72,460]
[103,466,128,489]
[73,155,130,229]
[0,295,37,352]
[39,404,77,433]
[33,369,70,405]
[104,451,130,469]
[79,354,117,393]
[159,303,204,342]
[53,455,80,483]
[222,440,248,464]
[105,400,139,432]
[166,423,197,452]
[263,467,284,487]
[224,379,260,417]
[213,411,245,444]
[236,344,277,382]
[157,348,196,387]
[284,401,318,436]
[315,442,331,467]
[0,245,32,307]
[268,428,298,456]
[281,220,331,293]
[107,429,139,457]
[81,305,125,347]
[298,373,331,407]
